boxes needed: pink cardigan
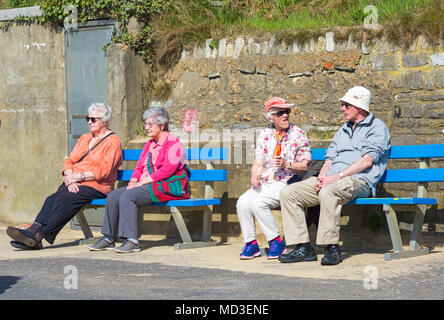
[131,133,186,182]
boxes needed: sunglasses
[341,102,354,109]
[85,116,102,123]
[272,109,291,117]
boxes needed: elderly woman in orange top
[6,103,123,250]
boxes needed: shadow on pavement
[0,276,21,294]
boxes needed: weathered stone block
[436,70,444,88]
[430,53,444,66]
[218,38,227,58]
[234,37,245,59]
[400,103,427,118]
[402,53,428,68]
[325,32,335,52]
[370,54,400,71]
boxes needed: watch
[339,171,344,178]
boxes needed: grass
[147,0,442,73]
[0,0,39,10]
[1,0,442,71]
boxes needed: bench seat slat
[347,197,437,205]
[89,198,221,206]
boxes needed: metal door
[65,21,116,230]
[65,20,115,151]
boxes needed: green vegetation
[1,0,442,97]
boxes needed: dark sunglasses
[85,116,102,123]
[341,102,354,109]
[272,109,291,117]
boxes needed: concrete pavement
[0,222,443,300]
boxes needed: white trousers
[236,180,287,243]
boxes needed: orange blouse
[61,132,123,195]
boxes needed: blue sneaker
[267,238,287,259]
[240,241,261,260]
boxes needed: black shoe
[10,240,43,250]
[321,244,342,265]
[278,243,317,263]
[6,226,38,248]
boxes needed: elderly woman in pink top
[89,106,189,253]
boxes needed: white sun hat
[339,86,371,112]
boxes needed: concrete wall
[0,20,149,224]
[0,23,67,224]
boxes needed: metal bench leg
[202,209,213,242]
[75,209,101,245]
[383,205,429,261]
[76,210,94,239]
[170,206,217,250]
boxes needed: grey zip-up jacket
[325,113,391,197]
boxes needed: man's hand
[250,176,261,188]
[314,174,340,192]
[270,155,286,169]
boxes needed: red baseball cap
[265,97,295,112]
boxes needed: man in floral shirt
[236,97,311,260]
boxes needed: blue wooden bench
[75,147,228,250]
[311,144,444,260]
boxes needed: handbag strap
[75,132,114,164]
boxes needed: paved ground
[1,223,443,301]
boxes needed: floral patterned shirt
[255,123,311,184]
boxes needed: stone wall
[148,31,444,247]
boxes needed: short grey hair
[88,103,112,125]
[143,106,170,131]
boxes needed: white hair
[88,103,112,124]
[265,107,280,121]
[143,106,170,131]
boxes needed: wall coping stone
[0,6,42,22]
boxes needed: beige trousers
[280,176,370,245]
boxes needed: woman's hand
[67,183,80,193]
[127,181,137,190]
[63,174,77,187]
[135,176,153,187]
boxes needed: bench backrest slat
[117,169,227,182]
[310,144,444,161]
[122,148,228,162]
[388,144,444,159]
[380,168,444,183]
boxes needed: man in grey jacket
[278,86,391,265]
